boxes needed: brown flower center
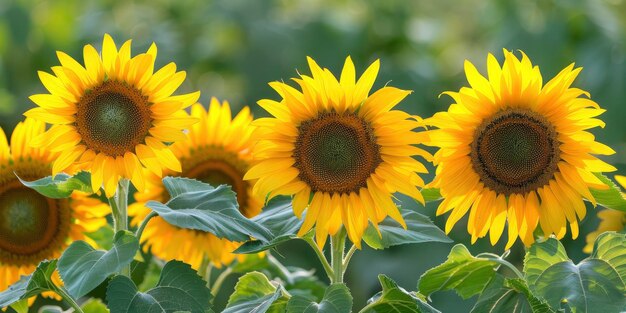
[470,108,561,195]
[0,167,71,266]
[294,112,382,194]
[75,81,152,156]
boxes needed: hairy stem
[55,286,85,313]
[302,236,334,281]
[342,243,358,274]
[211,267,233,297]
[109,178,131,277]
[330,229,347,284]
[135,211,157,243]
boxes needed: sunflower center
[181,146,253,217]
[76,81,152,156]
[470,108,561,195]
[294,112,381,194]
[0,177,70,265]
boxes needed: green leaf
[18,171,92,199]
[106,260,212,313]
[418,244,499,299]
[471,276,555,313]
[590,173,626,213]
[8,299,28,313]
[524,236,626,313]
[363,210,451,249]
[0,260,58,307]
[286,283,352,313]
[82,299,109,313]
[224,271,288,313]
[421,188,442,202]
[58,230,139,298]
[361,275,439,313]
[145,177,272,242]
[590,232,626,281]
[235,198,302,254]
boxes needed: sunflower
[129,99,262,269]
[25,34,199,197]
[583,175,626,253]
[426,50,615,249]
[0,118,109,294]
[244,57,431,248]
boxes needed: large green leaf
[18,171,92,198]
[471,276,555,313]
[421,188,442,202]
[224,271,288,313]
[361,275,439,313]
[106,260,212,313]
[590,232,626,281]
[524,236,626,313]
[235,198,302,254]
[0,260,58,307]
[286,283,352,313]
[590,173,626,213]
[363,210,451,249]
[418,244,499,299]
[145,177,272,242]
[58,230,139,298]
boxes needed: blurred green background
[1,0,626,311]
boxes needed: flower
[25,34,199,197]
[129,99,262,269]
[583,175,626,253]
[245,57,431,248]
[0,118,108,293]
[426,50,615,249]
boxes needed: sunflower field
[1,0,626,312]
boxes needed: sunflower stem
[330,229,347,284]
[302,236,334,281]
[211,267,233,297]
[342,243,358,273]
[135,211,157,243]
[55,286,85,313]
[109,178,131,277]
[267,253,293,284]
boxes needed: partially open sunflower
[426,50,615,248]
[583,175,626,253]
[0,118,108,293]
[129,99,262,269]
[25,34,199,197]
[245,57,431,248]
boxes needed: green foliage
[81,299,109,313]
[420,188,442,202]
[362,210,451,249]
[361,275,439,313]
[524,233,626,313]
[7,299,28,313]
[0,260,58,307]
[286,283,352,313]
[106,260,213,313]
[58,230,139,298]
[235,198,303,254]
[146,177,272,242]
[590,173,626,213]
[18,171,92,198]
[224,272,288,313]
[418,244,499,299]
[471,276,555,313]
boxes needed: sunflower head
[245,57,431,248]
[426,49,616,249]
[25,34,200,197]
[0,118,108,294]
[129,99,262,269]
[583,175,626,253]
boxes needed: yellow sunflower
[583,175,626,253]
[426,50,615,249]
[129,99,262,269]
[25,34,199,197]
[244,56,431,248]
[0,118,109,294]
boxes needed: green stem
[135,211,157,243]
[267,253,292,284]
[476,252,524,279]
[211,267,233,297]
[109,178,131,277]
[55,286,85,313]
[342,243,358,274]
[302,236,334,281]
[330,229,347,284]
